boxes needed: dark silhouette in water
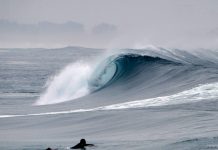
[71,139,94,149]
[45,148,58,150]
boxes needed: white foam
[35,53,117,105]
[102,82,218,109]
[0,109,94,118]
[35,62,92,105]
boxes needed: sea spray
[35,62,92,105]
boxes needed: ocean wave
[35,48,218,105]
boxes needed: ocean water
[1,47,218,150]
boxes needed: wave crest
[35,48,218,105]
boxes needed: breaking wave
[35,48,218,106]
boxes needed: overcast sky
[0,0,218,49]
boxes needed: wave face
[35,48,218,106]
[89,54,176,90]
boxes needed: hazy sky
[0,0,218,49]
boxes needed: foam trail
[35,62,92,105]
[2,82,218,119]
[102,82,218,110]
[0,109,95,118]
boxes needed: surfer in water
[46,148,52,150]
[71,139,94,149]
[45,148,58,150]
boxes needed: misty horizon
[0,0,218,49]
[0,19,118,48]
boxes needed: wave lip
[89,53,178,91]
[88,58,117,91]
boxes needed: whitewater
[1,47,218,150]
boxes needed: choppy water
[1,47,218,150]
